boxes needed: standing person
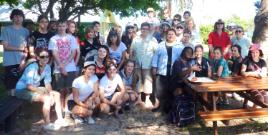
[172,14,182,27]
[208,19,231,59]
[94,45,111,79]
[174,24,184,42]
[1,9,30,94]
[67,20,81,72]
[107,29,127,70]
[121,23,136,59]
[48,20,78,115]
[81,26,101,62]
[152,28,184,113]
[231,26,251,58]
[185,17,201,45]
[48,18,58,35]
[15,49,68,130]
[130,22,158,109]
[99,62,128,117]
[92,21,105,45]
[161,7,172,24]
[181,29,194,49]
[144,7,160,27]
[67,61,100,124]
[28,15,54,57]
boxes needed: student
[241,44,268,105]
[130,22,158,109]
[228,45,243,76]
[68,61,100,124]
[211,47,230,78]
[184,17,201,45]
[48,20,78,115]
[194,45,212,77]
[95,45,111,79]
[119,60,139,108]
[107,29,127,70]
[121,23,136,59]
[1,9,30,93]
[152,28,184,113]
[180,29,194,49]
[208,19,231,59]
[15,49,67,130]
[99,62,128,117]
[231,26,251,58]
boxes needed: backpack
[168,94,195,127]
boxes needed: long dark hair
[98,45,111,66]
[107,29,120,47]
[35,48,50,75]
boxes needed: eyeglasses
[176,26,183,29]
[235,30,243,33]
[39,55,49,59]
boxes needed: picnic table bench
[0,96,24,133]
[184,76,268,135]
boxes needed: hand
[191,64,201,71]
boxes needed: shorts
[53,71,77,91]
[105,93,115,101]
[4,64,20,89]
[67,100,77,111]
[15,87,47,102]
[135,68,153,94]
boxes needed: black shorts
[4,64,20,89]
[67,100,77,111]
[52,71,77,91]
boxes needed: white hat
[83,61,96,68]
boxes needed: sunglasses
[176,26,183,29]
[235,30,243,33]
[39,55,49,59]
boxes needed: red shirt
[208,31,231,59]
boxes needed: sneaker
[72,115,84,125]
[54,119,69,128]
[43,123,60,131]
[87,117,95,124]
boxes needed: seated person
[228,45,243,76]
[211,47,230,78]
[194,45,211,77]
[119,60,139,108]
[15,49,67,131]
[99,62,129,117]
[241,44,268,105]
[172,47,201,94]
[67,61,100,124]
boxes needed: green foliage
[0,0,19,6]
[200,24,214,44]
[225,15,254,33]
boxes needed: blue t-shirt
[212,57,229,77]
[109,42,127,64]
[16,62,52,91]
[1,25,29,66]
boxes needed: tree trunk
[252,0,268,64]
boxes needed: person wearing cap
[107,29,127,70]
[208,19,231,59]
[122,23,136,59]
[99,62,128,117]
[241,44,268,105]
[156,21,171,43]
[174,23,184,42]
[67,61,100,124]
[144,7,160,29]
[231,26,251,58]
[1,9,30,94]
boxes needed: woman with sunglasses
[99,62,128,117]
[231,26,251,58]
[15,48,67,130]
[208,19,231,59]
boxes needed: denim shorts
[15,87,47,102]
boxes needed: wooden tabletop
[185,76,268,93]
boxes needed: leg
[99,103,110,114]
[50,91,64,120]
[142,69,154,108]
[33,94,52,124]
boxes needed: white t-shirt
[69,75,98,101]
[109,42,127,64]
[48,34,78,73]
[99,74,122,97]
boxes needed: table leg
[212,92,218,135]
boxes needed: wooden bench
[0,96,24,133]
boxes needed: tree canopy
[23,0,161,21]
[0,0,19,6]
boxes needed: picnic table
[184,76,268,135]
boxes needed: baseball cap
[84,61,96,68]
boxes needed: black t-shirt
[28,31,54,50]
[166,45,173,76]
[195,57,210,77]
[80,39,101,60]
[242,57,267,72]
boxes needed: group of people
[1,8,267,131]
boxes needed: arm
[2,40,25,52]
[72,87,89,108]
[117,51,126,70]
[216,66,223,77]
[99,87,117,107]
